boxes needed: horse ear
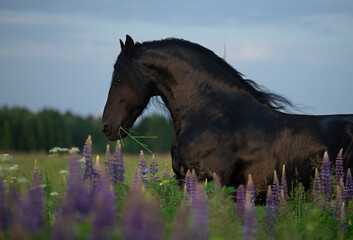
[125,35,134,53]
[120,39,125,50]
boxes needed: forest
[0,106,174,153]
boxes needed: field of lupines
[0,136,353,239]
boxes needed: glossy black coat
[102,35,353,192]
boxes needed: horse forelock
[135,38,293,111]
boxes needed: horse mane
[138,38,293,111]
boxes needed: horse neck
[138,48,260,134]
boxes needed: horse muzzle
[102,123,128,141]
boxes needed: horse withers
[102,35,353,194]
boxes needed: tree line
[0,107,174,153]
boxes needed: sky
[0,0,353,118]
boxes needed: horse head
[102,35,154,140]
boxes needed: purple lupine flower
[83,135,94,180]
[213,172,222,197]
[236,184,245,221]
[92,155,101,190]
[339,202,347,233]
[345,168,353,200]
[185,169,192,196]
[313,168,321,204]
[272,170,281,215]
[321,151,331,212]
[138,150,148,183]
[281,164,288,199]
[13,163,45,236]
[114,141,125,184]
[0,176,5,231]
[149,154,159,184]
[243,190,258,240]
[170,205,189,240]
[339,178,347,203]
[334,185,342,220]
[27,161,45,232]
[92,172,116,239]
[66,152,91,215]
[190,188,209,240]
[190,170,198,200]
[104,144,111,176]
[335,148,344,184]
[247,174,255,206]
[122,191,163,240]
[162,163,171,179]
[131,167,142,192]
[265,185,275,236]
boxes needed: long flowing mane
[137,38,292,111]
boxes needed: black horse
[102,35,353,192]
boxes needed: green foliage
[0,106,174,153]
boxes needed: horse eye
[114,77,121,85]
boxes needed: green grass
[0,152,172,194]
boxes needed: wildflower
[162,163,171,179]
[150,154,159,183]
[312,168,321,204]
[122,191,163,240]
[272,170,280,213]
[92,173,116,239]
[190,188,209,240]
[335,148,344,184]
[83,135,93,180]
[281,164,288,199]
[265,185,275,236]
[247,174,255,206]
[321,151,331,212]
[213,172,222,197]
[114,140,125,184]
[339,202,347,233]
[243,190,257,240]
[131,167,142,192]
[334,185,343,222]
[138,150,148,183]
[190,170,198,200]
[236,184,245,221]
[345,168,353,200]
[0,176,5,231]
[170,205,189,240]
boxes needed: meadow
[0,136,352,239]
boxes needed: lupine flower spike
[83,135,93,180]
[185,169,192,196]
[162,163,171,179]
[150,154,159,183]
[115,140,125,183]
[190,188,209,239]
[138,150,148,184]
[213,172,222,197]
[131,167,142,192]
[312,168,321,204]
[345,168,353,200]
[247,174,255,206]
[243,190,257,240]
[190,170,198,200]
[236,184,245,221]
[334,185,342,222]
[321,151,331,212]
[335,148,344,184]
[281,164,288,199]
[272,170,280,215]
[265,185,275,236]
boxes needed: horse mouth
[102,124,128,141]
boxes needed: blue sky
[0,0,353,117]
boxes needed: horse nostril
[102,124,110,135]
